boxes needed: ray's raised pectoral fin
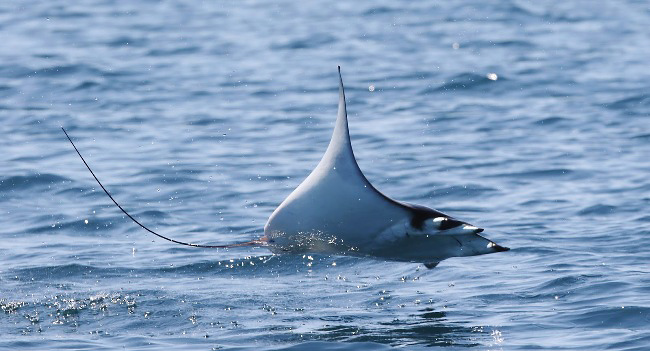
[318,66,371,182]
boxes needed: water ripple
[2,0,649,350]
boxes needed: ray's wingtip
[494,244,510,252]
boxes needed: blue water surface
[1,1,650,350]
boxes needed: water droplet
[368,85,375,92]
[452,42,460,50]
[486,73,498,81]
[84,219,89,224]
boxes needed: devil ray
[264,67,508,267]
[64,67,509,269]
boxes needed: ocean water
[1,1,650,350]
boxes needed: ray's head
[370,204,510,263]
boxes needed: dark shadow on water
[312,307,480,348]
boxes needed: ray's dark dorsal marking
[61,127,264,249]
[401,202,470,231]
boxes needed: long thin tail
[62,127,264,249]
